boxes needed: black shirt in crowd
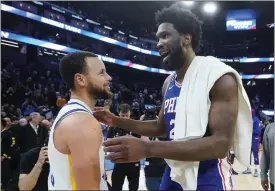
[18,124,48,153]
[107,126,141,166]
[20,147,49,191]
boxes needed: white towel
[165,56,253,190]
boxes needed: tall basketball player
[93,3,250,191]
[47,52,112,190]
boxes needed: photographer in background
[18,141,49,191]
[140,106,166,191]
[107,104,141,191]
[18,121,51,191]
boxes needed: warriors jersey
[47,99,107,190]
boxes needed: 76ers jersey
[161,75,233,191]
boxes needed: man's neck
[70,91,96,110]
[176,51,196,83]
[29,122,37,127]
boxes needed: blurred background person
[107,104,141,191]
[140,107,166,191]
[260,122,274,191]
[243,109,262,177]
[18,112,48,154]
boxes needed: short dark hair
[155,2,203,49]
[117,103,132,114]
[59,51,98,90]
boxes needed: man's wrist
[260,173,268,180]
[112,116,120,126]
[35,162,43,170]
[144,140,153,158]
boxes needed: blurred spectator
[19,145,49,191]
[40,119,52,132]
[18,112,48,153]
[243,110,261,177]
[21,99,38,116]
[107,104,141,191]
[260,122,274,191]
[19,118,28,127]
[4,117,12,129]
[1,118,20,190]
[56,92,67,109]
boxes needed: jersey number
[169,119,175,140]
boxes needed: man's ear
[74,73,86,88]
[182,34,192,46]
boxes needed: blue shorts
[160,158,233,191]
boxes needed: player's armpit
[64,113,103,190]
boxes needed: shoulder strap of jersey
[164,72,176,96]
[53,102,92,129]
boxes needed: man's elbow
[73,162,101,190]
[18,179,34,191]
[214,136,231,159]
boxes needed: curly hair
[155,2,203,49]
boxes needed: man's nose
[156,40,164,51]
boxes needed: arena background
[1,1,274,190]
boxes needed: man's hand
[103,136,148,163]
[261,179,269,191]
[93,107,117,126]
[37,147,48,167]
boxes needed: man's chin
[101,90,113,99]
[106,91,113,99]
[162,61,175,71]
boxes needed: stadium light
[203,2,217,14]
[182,1,194,6]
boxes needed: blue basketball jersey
[161,75,233,191]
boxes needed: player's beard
[162,41,184,71]
[87,82,113,100]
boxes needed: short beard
[87,84,113,100]
[163,43,185,71]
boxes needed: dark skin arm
[94,75,172,137]
[104,74,239,162]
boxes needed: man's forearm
[113,117,164,137]
[146,135,229,161]
[18,163,42,190]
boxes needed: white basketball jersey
[47,99,107,190]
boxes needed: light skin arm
[63,113,103,190]
[18,147,48,191]
[104,74,239,162]
[18,164,43,191]
[110,75,172,137]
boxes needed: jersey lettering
[169,119,175,140]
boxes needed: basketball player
[243,109,261,177]
[93,3,249,190]
[47,51,112,190]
